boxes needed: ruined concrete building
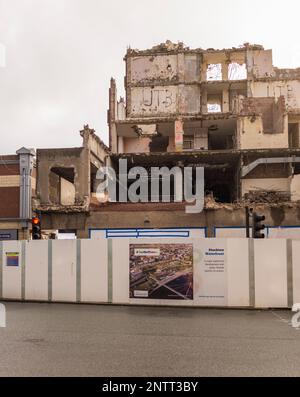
[34,125,110,238]
[33,42,300,238]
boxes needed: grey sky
[0,0,299,154]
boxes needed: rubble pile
[244,189,291,204]
[151,40,186,52]
[204,193,240,210]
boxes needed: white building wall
[238,117,288,150]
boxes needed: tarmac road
[0,302,299,377]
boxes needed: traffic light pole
[246,207,266,239]
[252,211,266,239]
[246,206,250,238]
[32,215,42,240]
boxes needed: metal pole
[246,206,250,238]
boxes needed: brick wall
[0,157,20,218]
[0,187,20,217]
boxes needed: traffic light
[32,217,41,240]
[252,212,266,239]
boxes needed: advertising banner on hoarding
[129,243,193,300]
[129,240,227,306]
[195,240,227,306]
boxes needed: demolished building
[34,42,300,238]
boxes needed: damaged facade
[34,125,110,238]
[33,42,300,238]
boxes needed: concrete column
[110,123,118,154]
[222,62,229,80]
[76,148,90,204]
[109,78,118,153]
[222,89,230,113]
[201,89,208,113]
[118,136,124,154]
[236,118,243,150]
[201,62,207,81]
[174,120,184,152]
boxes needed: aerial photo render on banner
[129,243,193,300]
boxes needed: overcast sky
[0,0,299,154]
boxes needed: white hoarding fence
[0,238,299,309]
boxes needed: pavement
[0,302,299,377]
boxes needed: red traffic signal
[32,217,41,240]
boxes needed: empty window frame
[228,62,247,80]
[49,167,75,206]
[289,123,300,149]
[207,93,222,113]
[183,135,194,150]
[207,103,222,113]
[206,63,222,81]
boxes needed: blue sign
[6,253,19,267]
